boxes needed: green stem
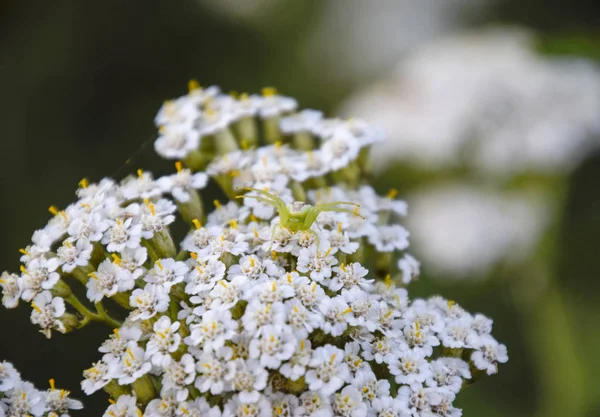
[65,295,121,328]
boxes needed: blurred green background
[1,0,599,415]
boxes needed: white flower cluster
[0,361,82,417]
[1,85,507,416]
[344,28,600,176]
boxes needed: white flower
[229,255,280,283]
[318,296,351,337]
[343,288,377,331]
[81,361,110,394]
[297,391,332,417]
[426,358,471,394]
[138,199,176,239]
[161,353,196,401]
[118,247,148,280]
[321,131,361,171]
[3,381,46,416]
[207,152,252,179]
[297,246,338,283]
[285,298,322,339]
[325,227,359,255]
[145,316,182,368]
[428,297,469,322]
[242,301,286,335]
[158,167,209,203]
[401,302,444,334]
[223,394,272,417]
[46,382,84,416]
[361,336,395,365]
[246,279,295,304]
[129,284,170,321]
[401,322,439,357]
[102,218,143,252]
[368,225,409,253]
[195,347,234,395]
[210,276,249,310]
[343,342,366,375]
[30,290,66,338]
[67,212,109,242]
[371,396,408,417]
[374,302,402,337]
[248,324,296,369]
[332,385,368,417]
[471,335,509,375]
[389,350,432,385]
[397,254,420,285]
[185,257,226,295]
[270,393,299,417]
[230,93,263,121]
[306,345,350,396]
[20,257,61,302]
[119,171,162,201]
[56,238,93,272]
[177,397,222,417]
[280,109,323,134]
[87,259,134,302]
[407,184,547,277]
[330,263,371,292]
[226,359,268,403]
[0,361,20,392]
[280,339,312,381]
[295,280,326,310]
[102,394,141,417]
[144,394,178,417]
[144,259,189,292]
[110,341,152,385]
[99,325,142,357]
[431,388,462,417]
[397,385,442,417]
[181,227,212,253]
[0,272,22,309]
[440,317,480,349]
[186,309,238,351]
[258,90,297,118]
[206,230,250,257]
[471,313,493,336]
[351,369,389,403]
[29,230,54,254]
[154,124,200,160]
[194,102,234,136]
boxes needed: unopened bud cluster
[1,84,507,416]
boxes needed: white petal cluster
[1,85,508,416]
[0,360,82,416]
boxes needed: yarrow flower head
[1,83,507,416]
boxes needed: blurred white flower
[407,184,550,277]
[343,28,600,176]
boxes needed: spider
[237,187,364,249]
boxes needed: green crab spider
[237,187,364,249]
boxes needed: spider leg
[236,194,287,213]
[269,223,280,252]
[236,194,278,208]
[319,206,365,220]
[305,228,321,252]
[237,187,283,203]
[302,206,323,230]
[314,201,360,208]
